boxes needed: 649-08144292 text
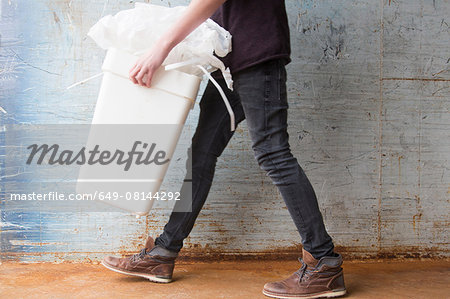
[8,191,181,201]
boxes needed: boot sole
[262,289,346,299]
[101,260,172,283]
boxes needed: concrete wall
[1,0,449,261]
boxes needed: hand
[128,45,169,88]
[128,0,225,88]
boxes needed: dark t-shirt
[211,0,291,75]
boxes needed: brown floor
[0,259,449,298]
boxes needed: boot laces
[295,259,316,282]
[131,248,147,262]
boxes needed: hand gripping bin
[76,48,201,216]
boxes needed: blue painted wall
[1,0,449,261]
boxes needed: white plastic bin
[93,48,201,125]
[76,48,201,216]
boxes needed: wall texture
[0,0,449,262]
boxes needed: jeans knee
[192,150,218,182]
[254,147,298,179]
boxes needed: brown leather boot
[263,248,346,298]
[101,237,176,283]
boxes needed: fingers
[129,64,140,85]
[135,67,147,86]
[129,52,160,87]
[129,62,137,77]
[145,72,153,88]
[131,64,155,88]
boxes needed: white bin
[93,48,201,125]
[76,48,201,216]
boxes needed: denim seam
[263,63,306,229]
[263,63,288,186]
[180,107,233,238]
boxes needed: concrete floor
[0,259,449,298]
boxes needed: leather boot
[101,237,176,283]
[263,248,346,298]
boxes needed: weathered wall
[0,0,449,261]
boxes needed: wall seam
[377,0,385,256]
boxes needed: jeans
[154,59,335,259]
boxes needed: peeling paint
[0,221,26,228]
[9,240,68,246]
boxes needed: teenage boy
[102,1,346,298]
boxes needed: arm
[129,0,226,87]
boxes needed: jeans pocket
[264,61,287,107]
[264,74,271,99]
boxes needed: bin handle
[164,58,203,71]
[67,60,236,132]
[196,65,235,132]
[66,72,103,90]
[165,62,235,132]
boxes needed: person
[101,1,347,298]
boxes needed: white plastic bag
[88,3,233,89]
